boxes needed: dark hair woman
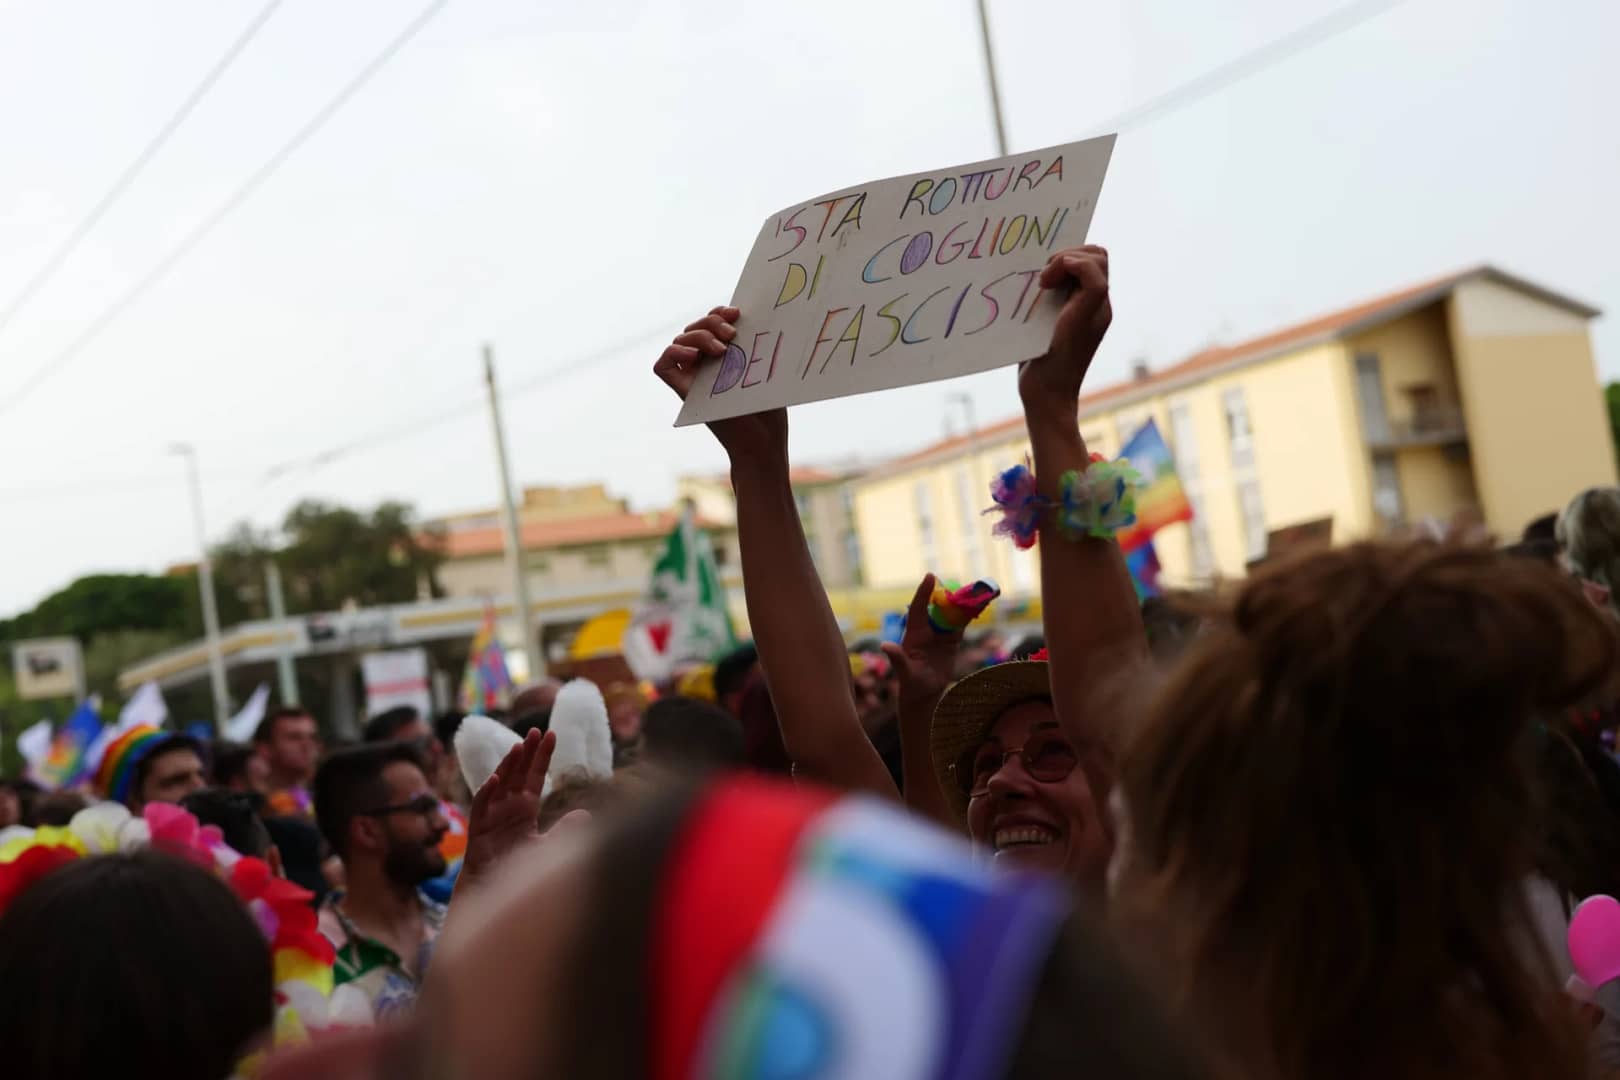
[0,851,273,1080]
[1109,542,1613,1080]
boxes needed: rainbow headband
[94,724,169,804]
[653,778,1067,1080]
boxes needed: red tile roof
[433,509,725,560]
[869,265,1598,476]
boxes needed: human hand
[655,306,788,466]
[1018,245,1111,409]
[462,728,554,884]
[882,574,964,705]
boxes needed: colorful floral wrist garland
[0,801,368,1077]
[984,454,1140,548]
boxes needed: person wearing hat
[650,247,1141,840]
[95,726,208,812]
[928,649,1111,886]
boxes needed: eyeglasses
[359,793,441,819]
[953,731,1079,799]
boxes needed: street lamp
[171,442,229,728]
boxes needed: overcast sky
[2,0,1616,617]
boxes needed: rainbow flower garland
[0,801,370,1074]
[984,453,1140,547]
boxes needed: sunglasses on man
[359,793,442,819]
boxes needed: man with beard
[313,741,449,1017]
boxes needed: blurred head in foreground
[0,851,272,1080]
[267,777,1202,1080]
[1111,541,1612,1080]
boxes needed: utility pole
[974,0,1010,155]
[264,560,299,706]
[950,392,989,581]
[482,344,545,683]
[172,443,229,728]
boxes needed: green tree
[274,499,444,613]
[0,499,443,771]
[1607,382,1620,471]
[0,573,193,644]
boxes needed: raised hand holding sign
[675,135,1116,426]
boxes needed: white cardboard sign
[676,134,1115,426]
[362,647,433,721]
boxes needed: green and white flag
[623,505,737,680]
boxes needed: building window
[915,482,936,565]
[583,547,611,568]
[1354,351,1390,444]
[843,530,863,585]
[839,485,855,521]
[1171,401,1213,579]
[1222,387,1255,471]
[525,553,550,573]
[1168,402,1198,470]
[954,465,984,577]
[1187,493,1214,579]
[1372,454,1404,527]
[1238,480,1267,562]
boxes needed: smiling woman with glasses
[930,650,1113,886]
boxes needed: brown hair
[1112,541,1612,1080]
[557,780,1207,1079]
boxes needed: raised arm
[1017,247,1146,748]
[881,574,963,827]
[655,307,895,799]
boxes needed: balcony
[1363,404,1467,451]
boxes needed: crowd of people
[6,244,1620,1078]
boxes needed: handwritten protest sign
[675,135,1116,426]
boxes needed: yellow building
[851,266,1614,592]
[678,466,866,588]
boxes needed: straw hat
[930,654,1052,823]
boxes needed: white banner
[676,135,1115,425]
[362,647,433,720]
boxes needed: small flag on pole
[1125,540,1163,599]
[37,698,104,790]
[623,505,737,682]
[459,605,513,712]
[1115,418,1194,554]
[16,719,53,781]
[224,683,271,744]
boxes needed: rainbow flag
[1125,541,1163,599]
[458,606,513,712]
[1115,418,1193,554]
[36,699,104,789]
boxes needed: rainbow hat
[94,726,171,806]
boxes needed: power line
[188,320,681,529]
[245,0,1413,486]
[0,0,286,343]
[0,0,449,420]
[9,0,1413,507]
[254,320,679,483]
[1087,0,1406,136]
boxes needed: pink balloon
[1569,895,1620,988]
